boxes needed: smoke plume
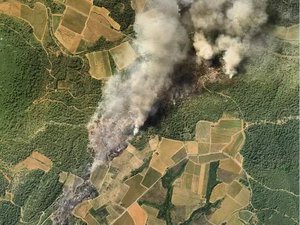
[189,0,268,77]
[87,0,189,170]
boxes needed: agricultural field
[53,0,125,53]
[86,50,112,80]
[68,118,250,225]
[109,41,137,70]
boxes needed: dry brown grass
[55,25,82,53]
[73,200,93,219]
[185,141,198,155]
[208,197,243,225]
[210,183,227,203]
[0,2,21,17]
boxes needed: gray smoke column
[189,0,268,77]
[87,0,189,170]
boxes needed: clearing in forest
[14,151,53,172]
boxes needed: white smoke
[87,0,189,169]
[189,0,268,77]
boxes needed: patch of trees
[0,174,9,196]
[44,0,66,14]
[266,0,299,26]
[0,15,48,138]
[205,161,220,201]
[241,120,299,194]
[93,0,135,30]
[250,180,299,224]
[0,202,20,225]
[138,38,298,142]
[13,170,45,206]
[23,124,91,175]
[158,159,188,224]
[22,169,63,223]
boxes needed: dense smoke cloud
[189,0,268,77]
[87,0,189,170]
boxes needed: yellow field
[86,50,112,80]
[149,136,159,151]
[195,121,211,142]
[209,183,227,203]
[20,2,48,41]
[208,179,251,225]
[55,25,82,53]
[185,141,198,155]
[197,163,210,198]
[208,197,243,225]
[198,153,228,164]
[109,41,137,70]
[156,138,185,167]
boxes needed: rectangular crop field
[61,7,87,34]
[195,121,211,142]
[122,174,147,208]
[113,212,135,225]
[66,0,92,15]
[141,167,161,188]
[86,50,112,80]
[109,41,137,70]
